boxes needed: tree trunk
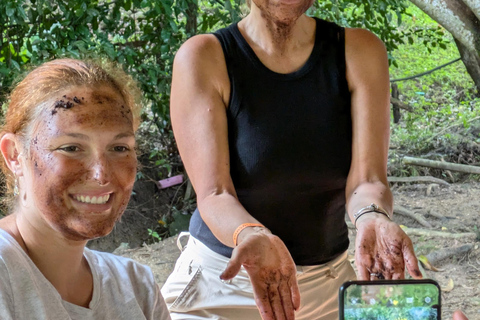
[185,0,198,36]
[391,83,401,123]
[409,0,480,91]
[455,38,480,90]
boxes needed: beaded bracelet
[353,203,391,229]
[233,223,265,246]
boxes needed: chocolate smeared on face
[53,100,74,110]
[26,85,137,241]
[52,95,84,115]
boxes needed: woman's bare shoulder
[175,33,225,68]
[344,28,387,58]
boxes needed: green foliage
[0,0,242,131]
[2,1,479,229]
[147,228,162,242]
[389,6,479,154]
[1,0,447,124]
[167,208,191,236]
[309,0,445,67]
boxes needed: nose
[89,153,111,185]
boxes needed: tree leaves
[0,0,448,129]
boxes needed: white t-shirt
[0,229,171,320]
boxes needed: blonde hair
[0,58,142,203]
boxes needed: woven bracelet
[233,223,265,246]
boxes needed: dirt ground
[106,180,480,320]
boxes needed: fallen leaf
[442,278,454,292]
[418,255,444,272]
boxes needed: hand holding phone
[339,279,441,320]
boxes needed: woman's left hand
[354,215,422,280]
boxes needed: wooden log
[387,176,449,186]
[403,157,480,174]
[425,244,473,265]
[401,227,477,239]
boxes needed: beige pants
[161,234,357,320]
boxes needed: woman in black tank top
[162,1,422,319]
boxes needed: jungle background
[1,0,480,319]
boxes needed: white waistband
[176,232,348,279]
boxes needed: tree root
[425,244,473,265]
[394,205,433,228]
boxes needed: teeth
[75,194,110,204]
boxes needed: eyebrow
[57,132,135,140]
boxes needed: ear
[0,133,24,176]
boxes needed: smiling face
[20,85,137,241]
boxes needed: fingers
[251,275,297,320]
[355,252,374,280]
[220,248,243,280]
[288,276,301,311]
[357,265,370,280]
[268,284,287,320]
[453,310,469,320]
[279,280,295,320]
[402,240,423,279]
[252,281,276,320]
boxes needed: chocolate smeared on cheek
[28,86,137,241]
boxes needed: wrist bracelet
[233,223,265,246]
[353,203,391,229]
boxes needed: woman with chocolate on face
[161,0,422,319]
[0,59,171,320]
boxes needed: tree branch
[409,0,480,52]
[403,156,480,174]
[387,176,450,186]
[394,205,433,228]
[390,97,414,112]
[462,0,480,22]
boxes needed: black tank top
[189,18,352,265]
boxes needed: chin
[59,219,118,242]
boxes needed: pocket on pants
[162,255,203,313]
[169,265,203,312]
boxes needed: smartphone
[339,279,441,320]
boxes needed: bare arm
[170,34,299,320]
[345,28,421,280]
[345,28,392,227]
[170,35,262,247]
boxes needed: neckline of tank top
[230,17,328,80]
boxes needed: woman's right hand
[220,230,301,320]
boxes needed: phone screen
[339,280,441,320]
